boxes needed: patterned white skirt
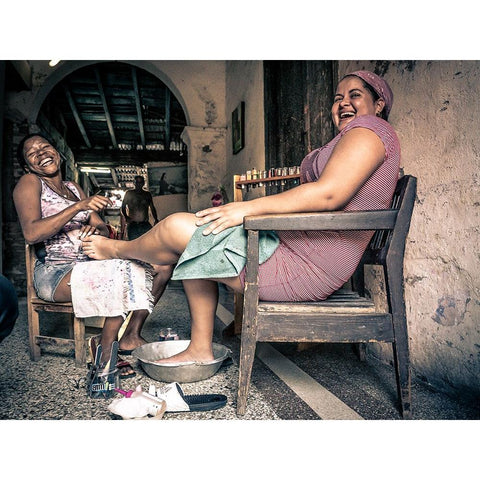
[70,259,153,319]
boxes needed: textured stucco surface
[339,60,480,399]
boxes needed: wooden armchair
[237,174,417,419]
[25,243,86,366]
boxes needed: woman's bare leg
[82,212,197,266]
[53,272,134,374]
[99,315,125,365]
[82,214,246,364]
[118,264,174,352]
[153,276,243,364]
[154,278,218,363]
[52,271,73,302]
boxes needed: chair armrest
[243,209,398,231]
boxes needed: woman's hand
[76,195,112,213]
[77,224,101,239]
[195,202,253,235]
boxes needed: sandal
[88,335,136,379]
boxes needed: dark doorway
[264,60,336,170]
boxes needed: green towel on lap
[171,223,279,280]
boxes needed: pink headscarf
[342,70,394,119]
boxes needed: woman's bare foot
[118,334,148,354]
[153,345,214,364]
[96,343,136,378]
[81,234,122,260]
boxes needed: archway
[34,60,190,234]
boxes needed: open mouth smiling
[39,157,54,167]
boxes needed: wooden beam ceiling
[38,62,188,190]
[63,84,92,148]
[131,66,146,149]
[94,67,117,149]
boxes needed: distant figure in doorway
[0,274,19,343]
[122,175,159,240]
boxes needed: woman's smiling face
[331,76,384,131]
[23,136,61,176]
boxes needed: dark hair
[134,175,145,182]
[16,133,56,172]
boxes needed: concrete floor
[1,282,478,422]
[1,282,478,480]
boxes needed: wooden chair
[25,243,87,366]
[237,174,417,419]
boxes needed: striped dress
[245,115,401,302]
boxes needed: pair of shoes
[88,335,136,379]
[152,382,227,412]
[108,386,166,420]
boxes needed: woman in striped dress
[82,70,401,365]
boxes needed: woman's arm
[70,182,110,238]
[13,175,111,244]
[196,127,386,235]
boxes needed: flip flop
[89,336,136,379]
[154,382,227,412]
[118,349,134,356]
[116,360,136,379]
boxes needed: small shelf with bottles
[234,166,301,197]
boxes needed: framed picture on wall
[232,101,245,154]
[147,163,188,196]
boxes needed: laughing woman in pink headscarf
[82,70,401,365]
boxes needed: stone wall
[3,120,30,296]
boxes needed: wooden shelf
[235,174,300,188]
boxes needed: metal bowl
[132,340,231,383]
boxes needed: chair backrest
[352,175,416,295]
[363,174,416,266]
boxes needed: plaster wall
[225,61,265,198]
[339,60,480,399]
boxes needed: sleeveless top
[256,115,401,301]
[37,179,91,264]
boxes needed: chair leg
[353,343,367,361]
[237,271,260,415]
[392,339,412,419]
[27,306,41,361]
[386,264,412,419]
[237,331,257,416]
[68,313,74,339]
[73,316,86,367]
[233,292,244,335]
